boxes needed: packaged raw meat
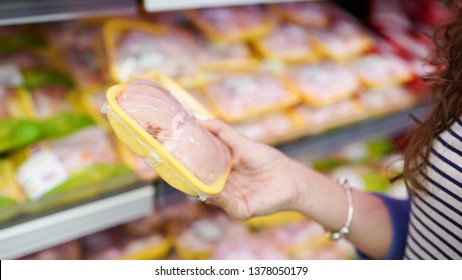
[15,126,134,201]
[40,21,103,51]
[0,87,30,118]
[173,214,230,259]
[201,40,258,71]
[359,85,416,116]
[121,234,172,260]
[18,240,81,260]
[63,47,109,88]
[349,54,415,88]
[231,110,298,144]
[312,20,374,62]
[104,72,231,198]
[188,5,274,43]
[253,23,319,62]
[292,100,366,134]
[266,220,329,257]
[212,233,288,260]
[269,1,331,28]
[202,71,300,122]
[104,19,204,87]
[285,62,361,107]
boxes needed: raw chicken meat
[49,126,118,172]
[203,72,295,121]
[193,6,269,35]
[287,62,361,106]
[117,79,231,185]
[349,54,414,87]
[272,1,331,28]
[257,23,317,60]
[232,111,295,143]
[64,47,108,87]
[359,86,415,115]
[212,235,287,260]
[114,29,202,82]
[31,84,73,119]
[203,41,252,65]
[293,101,365,133]
[312,20,373,61]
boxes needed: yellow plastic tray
[105,71,231,197]
[122,237,172,260]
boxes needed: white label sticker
[16,149,69,200]
[0,62,23,86]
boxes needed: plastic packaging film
[187,5,274,43]
[103,71,232,200]
[103,19,204,88]
[201,71,300,122]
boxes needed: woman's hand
[201,119,303,220]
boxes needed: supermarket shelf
[144,0,319,12]
[0,0,136,26]
[278,104,433,164]
[0,185,155,260]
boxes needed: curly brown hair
[403,4,462,194]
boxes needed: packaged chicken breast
[104,19,204,88]
[231,110,299,145]
[188,5,274,43]
[268,1,331,28]
[312,20,374,62]
[252,23,319,62]
[285,62,361,107]
[200,40,258,72]
[291,100,366,134]
[202,71,300,122]
[104,71,232,199]
[349,54,415,88]
[15,126,135,207]
[359,85,416,117]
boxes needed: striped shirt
[404,118,462,259]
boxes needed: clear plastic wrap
[201,40,258,71]
[231,110,298,145]
[104,19,204,87]
[104,72,231,199]
[269,1,331,28]
[285,62,361,107]
[359,85,416,116]
[252,23,319,62]
[312,20,374,62]
[349,54,415,88]
[292,100,366,134]
[202,71,300,122]
[188,5,274,43]
[15,126,134,202]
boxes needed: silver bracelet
[328,177,354,241]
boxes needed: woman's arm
[202,119,396,259]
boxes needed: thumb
[199,118,249,150]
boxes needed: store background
[0,0,448,259]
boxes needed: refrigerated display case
[0,0,438,259]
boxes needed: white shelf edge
[144,0,320,12]
[0,8,135,26]
[0,185,155,260]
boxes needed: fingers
[199,118,249,149]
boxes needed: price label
[16,149,69,200]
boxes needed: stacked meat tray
[0,0,440,259]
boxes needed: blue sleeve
[356,193,411,260]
